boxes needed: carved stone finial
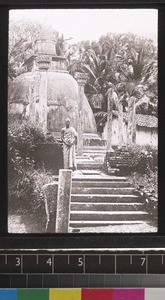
[74,72,87,86]
[36,55,52,71]
[35,25,56,56]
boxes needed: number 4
[47,258,52,266]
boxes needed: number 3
[16,257,20,266]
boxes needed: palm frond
[94,111,107,118]
[87,83,99,94]
[81,64,97,80]
[135,95,150,110]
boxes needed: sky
[9,9,158,45]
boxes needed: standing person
[61,118,77,171]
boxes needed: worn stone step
[76,158,95,162]
[83,146,106,149]
[70,211,148,221]
[71,202,143,211]
[72,187,135,195]
[71,194,140,203]
[72,180,131,188]
[77,163,103,169]
[108,156,130,160]
[70,220,146,228]
[72,176,127,182]
[109,162,130,165]
[82,150,106,154]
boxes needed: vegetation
[8,19,158,231]
[69,34,157,112]
[9,20,157,117]
[127,144,157,174]
[8,121,60,229]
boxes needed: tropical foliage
[69,33,157,114]
[9,20,158,144]
[67,33,157,143]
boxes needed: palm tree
[117,47,157,144]
[68,34,157,145]
[68,42,118,112]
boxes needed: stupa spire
[35,24,56,55]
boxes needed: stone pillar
[29,76,38,125]
[74,72,87,156]
[106,87,114,153]
[55,169,72,233]
[127,96,136,145]
[43,181,58,232]
[37,55,51,133]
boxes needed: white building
[102,111,158,147]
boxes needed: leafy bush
[8,167,55,229]
[8,121,58,226]
[8,121,46,176]
[127,144,157,174]
[128,170,158,197]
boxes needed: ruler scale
[0,251,165,275]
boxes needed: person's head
[65,118,70,128]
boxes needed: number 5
[78,257,83,267]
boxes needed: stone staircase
[76,146,106,170]
[69,171,149,230]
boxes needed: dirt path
[8,214,157,234]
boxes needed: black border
[0,1,165,250]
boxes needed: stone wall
[35,142,63,172]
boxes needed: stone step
[109,156,131,159]
[77,163,103,170]
[72,187,135,195]
[70,220,146,228]
[70,211,148,221]
[108,159,130,163]
[76,160,97,164]
[83,146,106,149]
[71,194,140,203]
[71,202,143,211]
[72,180,131,188]
[82,151,106,155]
[108,164,130,167]
[72,176,127,182]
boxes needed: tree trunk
[106,88,114,152]
[127,96,136,145]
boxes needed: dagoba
[8,26,98,139]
